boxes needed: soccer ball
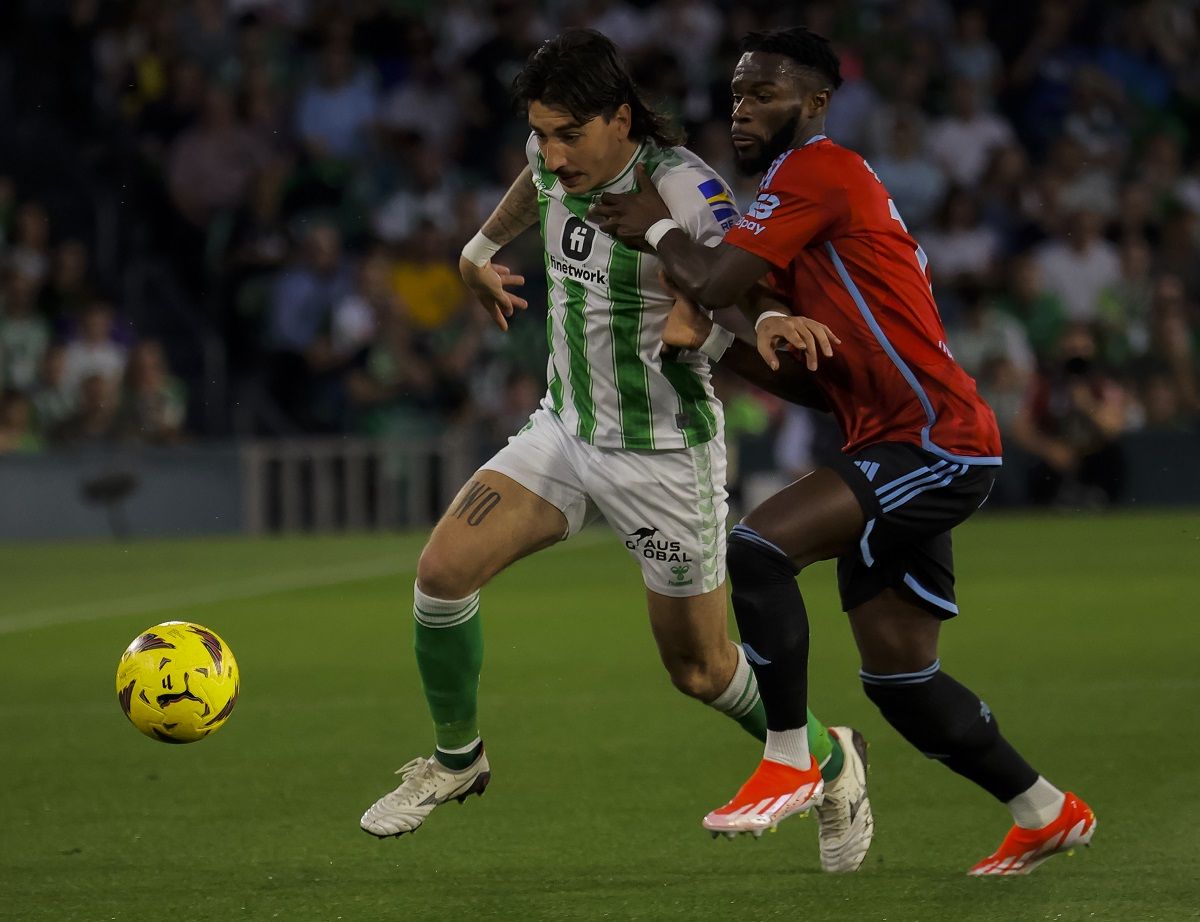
[115,621,240,743]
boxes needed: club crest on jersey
[697,178,738,231]
[561,216,595,262]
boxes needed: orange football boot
[968,792,1096,876]
[703,757,824,838]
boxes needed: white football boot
[813,727,875,872]
[360,749,491,838]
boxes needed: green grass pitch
[2,511,1198,920]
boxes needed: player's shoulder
[762,137,866,190]
[645,144,739,230]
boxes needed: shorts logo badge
[669,564,693,587]
[625,526,693,565]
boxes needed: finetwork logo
[549,252,608,285]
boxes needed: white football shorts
[481,406,728,597]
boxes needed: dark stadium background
[0,0,1197,537]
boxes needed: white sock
[1007,776,1066,829]
[708,643,760,720]
[436,737,482,757]
[765,727,810,770]
[412,582,480,628]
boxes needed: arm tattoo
[452,479,503,526]
[480,166,538,246]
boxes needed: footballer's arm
[460,166,538,331]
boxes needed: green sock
[806,709,844,782]
[413,586,483,770]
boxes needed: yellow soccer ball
[116,621,240,743]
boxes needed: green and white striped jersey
[526,134,739,450]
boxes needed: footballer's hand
[459,255,527,332]
[660,288,712,358]
[756,314,841,372]
[589,164,670,250]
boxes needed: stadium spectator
[871,119,946,231]
[948,285,1035,386]
[1142,274,1200,419]
[7,200,52,285]
[167,84,272,229]
[0,268,51,392]
[927,76,1015,187]
[29,345,75,436]
[265,221,354,431]
[116,341,187,445]
[918,187,1000,292]
[1011,325,1129,506]
[0,390,41,454]
[295,33,381,164]
[49,372,119,447]
[61,301,127,396]
[40,239,94,322]
[1034,209,1121,323]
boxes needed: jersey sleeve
[524,132,539,173]
[653,163,739,249]
[723,150,847,268]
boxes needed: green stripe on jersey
[538,190,564,413]
[607,242,654,449]
[661,360,717,448]
[562,277,597,440]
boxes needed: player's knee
[664,656,727,701]
[416,543,482,600]
[727,525,798,586]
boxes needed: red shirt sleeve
[723,149,847,269]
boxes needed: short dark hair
[741,27,844,90]
[512,29,683,147]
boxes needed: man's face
[529,100,631,194]
[730,52,827,176]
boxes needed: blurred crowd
[0,0,1197,503]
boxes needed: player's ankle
[434,737,483,771]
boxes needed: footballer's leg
[363,409,593,838]
[850,586,1093,875]
[646,587,848,791]
[703,469,864,836]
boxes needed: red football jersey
[724,136,1002,463]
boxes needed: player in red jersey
[592,26,1094,874]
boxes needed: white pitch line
[0,527,619,636]
[0,556,405,636]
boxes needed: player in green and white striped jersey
[361,31,863,862]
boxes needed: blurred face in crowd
[528,100,634,194]
[55,239,88,288]
[128,341,167,390]
[949,77,979,119]
[306,224,342,273]
[730,52,830,176]
[1067,209,1103,249]
[81,303,115,343]
[0,393,30,432]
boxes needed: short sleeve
[654,165,739,249]
[525,132,540,173]
[723,150,846,268]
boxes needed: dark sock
[727,524,809,732]
[862,661,1039,802]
